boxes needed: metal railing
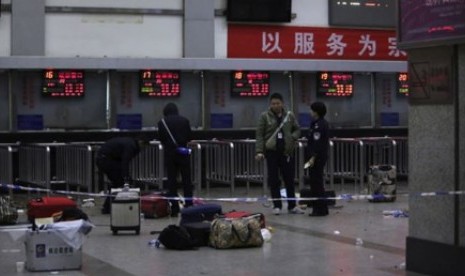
[231,139,267,194]
[17,143,67,191]
[55,144,93,192]
[188,141,203,193]
[328,138,365,193]
[195,140,235,194]
[0,145,16,196]
[129,141,164,191]
[10,137,408,196]
[392,137,408,177]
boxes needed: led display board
[140,70,180,97]
[231,71,270,97]
[42,70,84,97]
[317,72,354,97]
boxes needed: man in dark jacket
[157,103,193,217]
[97,136,149,214]
[305,102,329,216]
[255,93,303,215]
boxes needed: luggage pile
[156,204,267,250]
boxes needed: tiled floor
[0,183,426,276]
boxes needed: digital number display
[231,71,270,97]
[42,70,85,97]
[329,0,396,29]
[398,0,465,48]
[397,73,409,96]
[140,70,180,97]
[317,72,354,97]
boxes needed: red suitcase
[27,196,77,222]
[140,192,170,218]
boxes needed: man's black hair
[269,93,283,102]
[311,102,327,117]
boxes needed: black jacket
[306,117,329,162]
[97,137,140,179]
[158,114,192,152]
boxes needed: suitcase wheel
[112,230,117,235]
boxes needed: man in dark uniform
[305,102,329,216]
[157,103,193,217]
[97,136,149,214]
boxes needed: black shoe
[170,212,179,218]
[101,208,110,215]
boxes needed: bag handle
[231,215,261,243]
[231,219,252,243]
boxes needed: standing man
[96,135,150,214]
[157,103,193,217]
[305,102,329,216]
[255,93,304,215]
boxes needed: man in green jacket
[255,93,304,215]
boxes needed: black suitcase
[183,222,211,247]
[299,188,336,207]
[180,204,222,225]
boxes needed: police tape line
[1,183,465,203]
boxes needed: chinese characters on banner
[227,24,407,61]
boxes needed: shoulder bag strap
[266,111,290,142]
[161,118,178,147]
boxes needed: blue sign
[117,114,142,130]
[298,113,312,127]
[211,113,233,128]
[17,115,43,130]
[380,112,399,126]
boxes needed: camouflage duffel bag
[0,196,18,225]
[209,215,263,249]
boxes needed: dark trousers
[308,159,328,215]
[265,151,296,210]
[165,153,193,214]
[96,157,124,212]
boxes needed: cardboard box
[25,229,82,271]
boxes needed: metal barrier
[392,137,408,177]
[196,140,235,194]
[328,138,364,193]
[360,137,397,172]
[129,141,164,191]
[231,140,267,194]
[55,144,93,192]
[294,140,306,191]
[17,143,67,192]
[188,141,203,193]
[0,145,16,196]
[11,137,407,196]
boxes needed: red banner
[228,24,407,61]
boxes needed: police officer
[305,102,329,216]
